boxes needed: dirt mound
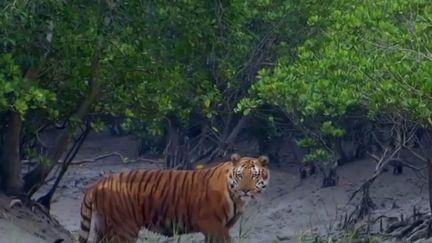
[0,194,74,243]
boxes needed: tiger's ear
[231,153,241,165]
[258,155,269,167]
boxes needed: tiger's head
[227,153,270,200]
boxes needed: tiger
[78,153,270,243]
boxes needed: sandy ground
[0,194,75,243]
[2,131,430,243]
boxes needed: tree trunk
[225,115,249,146]
[23,37,104,196]
[416,128,432,213]
[0,66,40,195]
[218,115,249,154]
[320,161,339,188]
[37,126,91,209]
[322,167,339,187]
[164,115,188,169]
[207,115,249,163]
[428,159,432,213]
[0,111,23,195]
[22,131,72,195]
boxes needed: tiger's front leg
[200,220,232,243]
[205,234,233,243]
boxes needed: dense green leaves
[0,0,314,159]
[0,53,56,117]
[242,0,432,162]
[2,0,430,180]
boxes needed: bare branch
[404,145,428,163]
[372,131,386,151]
[366,151,381,162]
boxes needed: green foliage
[0,53,56,117]
[321,121,344,137]
[303,148,331,162]
[0,0,314,168]
[3,0,430,191]
[244,0,432,160]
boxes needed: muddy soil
[2,131,429,243]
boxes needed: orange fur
[78,154,270,243]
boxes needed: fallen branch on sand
[22,152,163,165]
[61,152,163,165]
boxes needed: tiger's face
[228,154,270,200]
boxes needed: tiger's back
[78,154,270,243]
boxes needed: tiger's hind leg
[92,215,138,243]
[91,212,108,243]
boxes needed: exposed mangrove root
[383,209,432,242]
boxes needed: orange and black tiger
[78,153,270,243]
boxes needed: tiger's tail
[78,189,94,243]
